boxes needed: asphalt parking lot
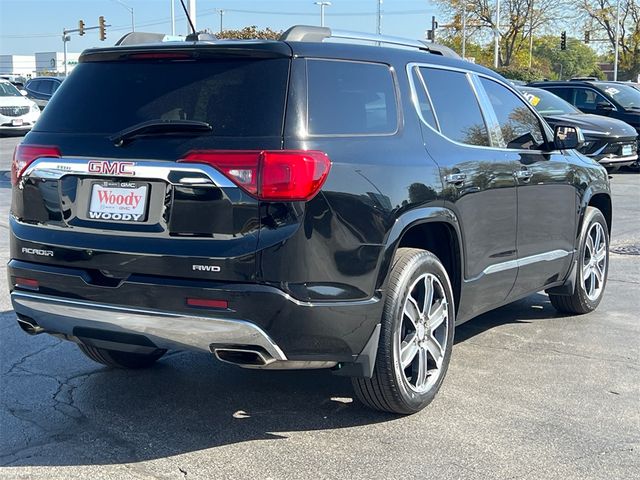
[0,134,638,480]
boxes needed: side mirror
[20,89,28,96]
[595,102,614,112]
[554,125,585,150]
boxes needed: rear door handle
[444,173,467,184]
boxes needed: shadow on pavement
[1,292,561,467]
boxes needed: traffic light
[560,31,567,50]
[78,19,85,36]
[99,16,106,41]
[584,31,590,44]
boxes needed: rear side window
[35,58,290,136]
[410,68,437,129]
[307,59,398,135]
[418,67,490,147]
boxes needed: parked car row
[519,86,638,171]
[0,79,40,135]
[527,80,640,171]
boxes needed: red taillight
[186,298,229,309]
[179,150,331,201]
[12,145,61,185]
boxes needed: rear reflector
[12,145,61,185]
[14,277,39,291]
[186,298,229,309]
[179,150,331,201]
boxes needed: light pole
[217,9,225,33]
[314,2,331,28]
[112,0,134,32]
[493,0,501,68]
[171,0,175,35]
[528,0,534,68]
[461,1,469,59]
[613,0,620,81]
[376,0,383,35]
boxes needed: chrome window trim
[406,61,557,154]
[408,65,441,131]
[304,57,402,138]
[406,62,495,149]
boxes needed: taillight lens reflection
[12,145,61,185]
[179,150,331,201]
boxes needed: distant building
[35,52,81,75]
[0,55,36,76]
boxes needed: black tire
[352,248,455,415]
[78,343,165,369]
[548,206,609,314]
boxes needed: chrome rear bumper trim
[10,291,287,360]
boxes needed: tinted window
[27,79,42,93]
[419,67,490,146]
[35,58,290,136]
[599,83,640,109]
[410,68,437,129]
[546,88,572,103]
[38,79,54,95]
[480,78,544,149]
[573,88,611,110]
[518,87,580,115]
[307,60,397,135]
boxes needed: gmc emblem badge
[88,161,135,175]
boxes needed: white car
[0,79,41,134]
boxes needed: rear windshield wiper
[109,119,212,146]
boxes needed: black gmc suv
[8,26,611,415]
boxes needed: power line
[0,7,435,39]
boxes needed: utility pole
[112,0,134,32]
[188,0,197,33]
[462,2,467,59]
[376,0,383,35]
[217,9,225,33]
[493,0,501,68]
[613,0,620,80]
[171,0,175,35]
[528,0,534,68]
[314,2,331,27]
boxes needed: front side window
[418,67,490,147]
[307,60,398,135]
[480,78,545,150]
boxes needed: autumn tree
[436,0,568,66]
[578,0,640,80]
[217,26,282,40]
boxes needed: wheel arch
[376,207,464,312]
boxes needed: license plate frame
[11,119,23,126]
[88,181,149,223]
[622,144,633,156]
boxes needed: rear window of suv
[34,58,290,137]
[307,59,398,136]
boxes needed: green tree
[217,26,282,40]
[579,0,640,80]
[534,35,601,79]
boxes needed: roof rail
[279,25,460,59]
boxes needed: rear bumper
[11,291,286,360]
[8,259,383,364]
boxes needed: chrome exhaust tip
[213,347,276,367]
[16,315,45,335]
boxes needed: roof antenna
[179,0,196,36]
